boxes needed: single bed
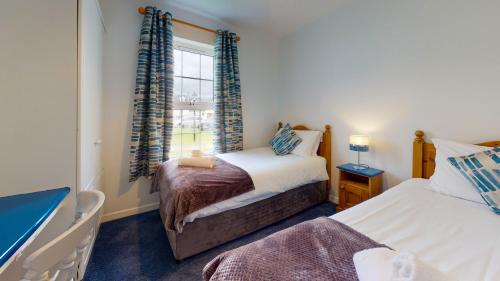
[203,130,500,281]
[333,178,500,280]
[156,123,332,261]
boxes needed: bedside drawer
[337,166,383,212]
[339,181,369,209]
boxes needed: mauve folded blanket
[203,217,388,281]
[151,157,254,232]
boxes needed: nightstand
[336,164,384,212]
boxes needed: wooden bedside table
[336,164,384,212]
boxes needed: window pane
[173,110,183,132]
[170,134,182,159]
[200,110,214,154]
[200,80,213,102]
[181,133,200,156]
[170,109,214,157]
[181,110,200,133]
[182,51,200,78]
[180,110,200,154]
[173,77,181,103]
[174,50,182,76]
[170,110,183,159]
[201,55,213,80]
[172,45,215,158]
[182,78,200,102]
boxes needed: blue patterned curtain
[129,7,173,182]
[214,30,243,153]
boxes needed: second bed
[154,123,332,261]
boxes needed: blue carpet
[84,202,336,281]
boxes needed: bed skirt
[160,181,329,261]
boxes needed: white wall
[99,0,280,220]
[278,0,500,197]
[79,0,105,192]
[0,0,78,196]
[238,28,282,149]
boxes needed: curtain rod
[137,7,240,42]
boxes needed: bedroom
[0,0,498,280]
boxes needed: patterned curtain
[129,7,173,182]
[214,30,243,153]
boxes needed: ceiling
[169,0,343,37]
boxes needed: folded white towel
[191,149,202,157]
[391,252,450,281]
[354,248,394,281]
[177,156,215,168]
[353,248,452,281]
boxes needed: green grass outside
[170,127,213,158]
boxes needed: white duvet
[182,147,329,225]
[332,178,500,281]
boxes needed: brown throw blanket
[203,217,387,281]
[152,157,254,232]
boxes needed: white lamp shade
[349,135,370,146]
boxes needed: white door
[78,0,105,192]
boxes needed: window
[170,37,214,158]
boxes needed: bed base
[160,181,328,261]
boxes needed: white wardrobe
[0,0,104,198]
[0,0,104,279]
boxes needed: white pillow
[291,130,322,156]
[428,138,490,203]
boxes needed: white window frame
[171,37,215,157]
[173,37,214,111]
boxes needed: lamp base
[352,163,370,170]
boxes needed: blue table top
[0,187,70,268]
[337,163,384,177]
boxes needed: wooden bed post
[412,130,424,178]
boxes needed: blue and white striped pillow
[448,147,500,214]
[270,124,302,155]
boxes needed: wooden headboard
[278,122,332,185]
[412,130,500,179]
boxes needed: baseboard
[101,202,159,222]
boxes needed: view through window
[170,38,214,158]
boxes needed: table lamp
[349,135,370,170]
